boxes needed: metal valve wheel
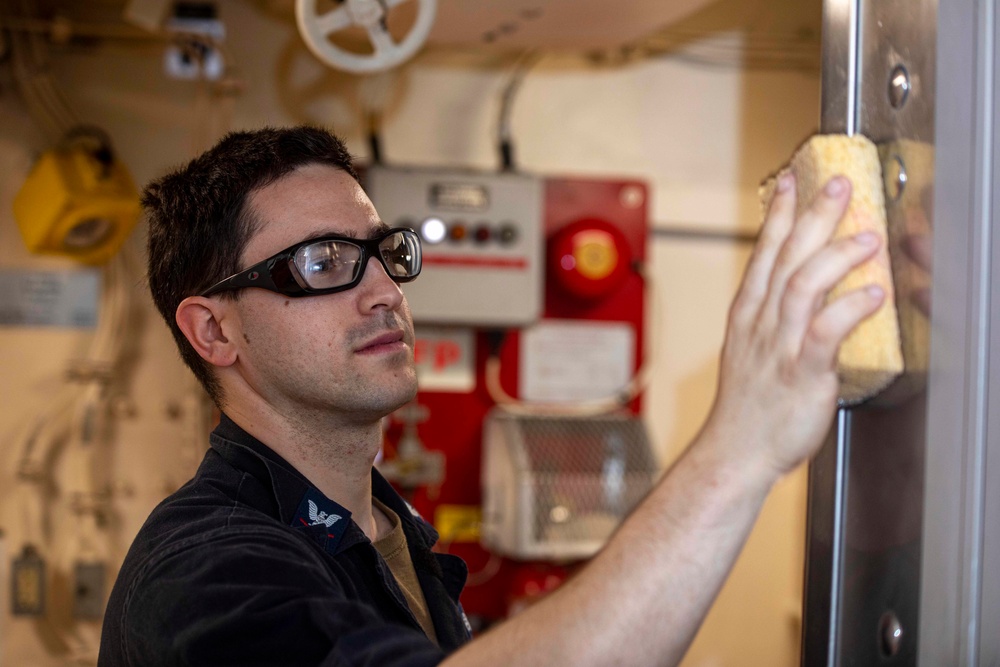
[295,0,437,74]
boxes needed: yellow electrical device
[13,146,140,265]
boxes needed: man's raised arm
[443,172,886,666]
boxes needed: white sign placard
[519,320,636,402]
[413,326,475,393]
[0,269,99,328]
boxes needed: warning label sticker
[519,320,636,402]
[413,326,475,393]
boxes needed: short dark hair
[145,126,358,405]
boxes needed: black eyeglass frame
[199,227,421,298]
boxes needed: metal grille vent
[481,410,659,560]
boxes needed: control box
[365,166,544,326]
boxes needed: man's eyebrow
[297,228,355,243]
[297,221,390,244]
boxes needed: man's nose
[357,255,405,312]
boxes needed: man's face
[228,163,418,423]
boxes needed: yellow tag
[15,567,41,609]
[434,505,481,543]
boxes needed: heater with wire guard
[481,410,658,560]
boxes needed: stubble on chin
[351,310,419,407]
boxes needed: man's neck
[223,401,385,542]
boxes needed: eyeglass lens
[294,242,361,290]
[292,231,418,291]
[381,232,419,278]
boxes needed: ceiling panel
[428,0,719,50]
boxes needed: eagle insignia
[307,500,342,528]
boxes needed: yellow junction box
[13,147,140,265]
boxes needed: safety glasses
[200,227,421,298]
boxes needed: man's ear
[175,296,239,368]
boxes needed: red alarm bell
[549,218,632,300]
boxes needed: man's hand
[705,172,886,478]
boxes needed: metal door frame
[919,0,1000,663]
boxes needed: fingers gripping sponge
[762,134,904,404]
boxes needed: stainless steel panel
[802,413,850,666]
[819,0,859,135]
[857,1,937,145]
[805,1,861,660]
[802,0,860,652]
[805,0,937,664]
[836,2,936,663]
[836,397,925,666]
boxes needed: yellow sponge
[762,134,903,404]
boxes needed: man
[99,126,885,666]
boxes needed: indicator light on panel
[449,222,468,242]
[474,224,492,243]
[498,223,518,245]
[420,217,447,244]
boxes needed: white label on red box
[413,326,475,393]
[519,320,636,402]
